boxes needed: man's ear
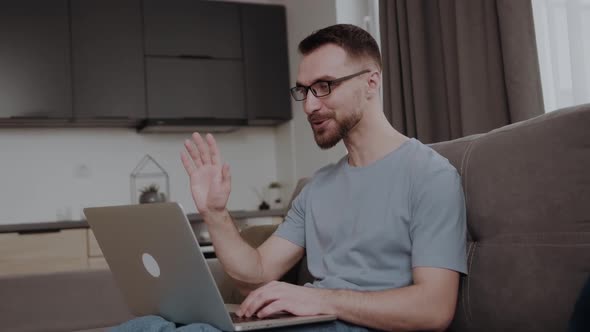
[366,70,381,98]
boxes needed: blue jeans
[110,315,373,332]
[568,276,590,332]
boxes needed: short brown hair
[298,24,382,70]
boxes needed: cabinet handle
[178,55,214,60]
[10,115,51,119]
[93,116,131,120]
[9,111,56,119]
[253,116,281,119]
[182,117,218,120]
[18,229,61,235]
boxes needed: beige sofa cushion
[0,269,133,332]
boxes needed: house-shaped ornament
[130,154,170,204]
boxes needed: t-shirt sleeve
[273,184,308,248]
[410,167,468,274]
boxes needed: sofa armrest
[206,258,247,304]
[207,221,316,304]
[205,224,284,304]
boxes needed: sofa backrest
[429,104,590,331]
[288,104,590,331]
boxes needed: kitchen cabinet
[142,2,291,127]
[241,4,292,124]
[0,0,291,129]
[143,0,242,59]
[0,209,287,276]
[70,0,146,124]
[0,229,87,276]
[141,0,249,126]
[0,0,72,120]
[145,58,246,120]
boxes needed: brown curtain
[379,0,545,143]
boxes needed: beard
[311,109,362,149]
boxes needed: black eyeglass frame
[290,69,371,101]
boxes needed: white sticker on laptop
[142,253,161,278]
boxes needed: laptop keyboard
[230,312,293,323]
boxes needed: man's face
[296,44,367,149]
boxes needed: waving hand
[181,133,231,217]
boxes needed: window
[532,0,590,112]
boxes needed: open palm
[181,133,231,216]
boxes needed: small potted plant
[139,184,167,204]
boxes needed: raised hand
[181,132,231,218]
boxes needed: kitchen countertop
[0,208,287,234]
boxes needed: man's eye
[314,82,330,92]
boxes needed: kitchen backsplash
[0,127,279,224]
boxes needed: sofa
[1,103,589,332]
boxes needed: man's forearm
[320,285,453,332]
[204,210,264,285]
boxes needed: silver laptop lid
[84,202,235,331]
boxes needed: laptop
[84,202,336,331]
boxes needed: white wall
[0,128,277,224]
[273,0,380,198]
[273,0,347,199]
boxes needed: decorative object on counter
[130,154,170,204]
[139,184,167,204]
[258,200,270,210]
[268,181,283,209]
[251,186,270,210]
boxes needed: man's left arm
[323,266,459,331]
[239,266,458,331]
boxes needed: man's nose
[303,90,321,115]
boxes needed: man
[180,24,466,331]
[116,24,467,332]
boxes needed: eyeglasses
[290,69,371,101]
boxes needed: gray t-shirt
[274,138,467,291]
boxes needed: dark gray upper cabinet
[146,58,246,120]
[70,0,146,122]
[0,1,290,129]
[241,4,292,124]
[0,0,71,119]
[143,0,242,59]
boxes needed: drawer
[87,229,103,257]
[0,229,88,276]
